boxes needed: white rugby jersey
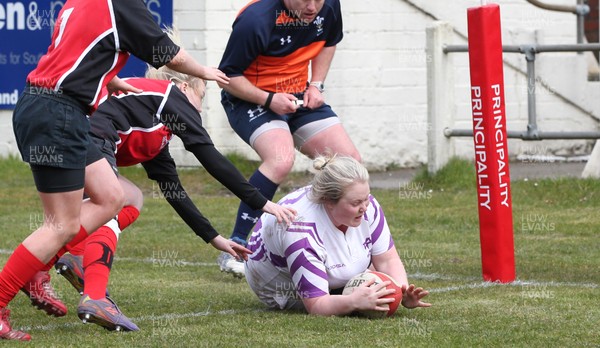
[246,186,395,299]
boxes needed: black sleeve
[112,0,180,68]
[186,143,268,210]
[161,87,213,148]
[141,147,219,243]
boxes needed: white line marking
[430,280,598,294]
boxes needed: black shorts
[13,86,96,169]
[90,135,119,175]
[221,90,338,147]
[13,85,104,192]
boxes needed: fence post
[427,22,455,174]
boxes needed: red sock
[0,244,45,307]
[41,226,89,271]
[70,206,138,257]
[67,239,87,256]
[117,205,140,230]
[83,222,119,299]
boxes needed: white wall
[1,0,597,170]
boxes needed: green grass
[0,157,598,347]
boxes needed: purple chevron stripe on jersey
[370,204,386,244]
[278,187,309,205]
[387,234,395,250]
[369,195,378,222]
[297,275,328,298]
[269,252,287,268]
[249,242,267,261]
[247,233,261,253]
[285,238,322,262]
[287,222,324,246]
[289,251,327,280]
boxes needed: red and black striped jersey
[219,0,343,94]
[90,78,212,167]
[27,0,180,110]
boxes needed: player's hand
[261,201,297,225]
[350,278,396,312]
[106,76,143,96]
[269,93,301,116]
[201,66,230,85]
[303,85,325,109]
[401,284,431,309]
[209,235,252,261]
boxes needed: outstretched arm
[186,143,296,224]
[142,150,251,259]
[166,48,230,85]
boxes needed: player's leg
[218,127,296,277]
[57,175,142,295]
[76,174,141,331]
[1,167,86,341]
[218,92,296,277]
[299,123,361,161]
[290,105,361,162]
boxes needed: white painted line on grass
[430,279,598,294]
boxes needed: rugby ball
[342,271,403,318]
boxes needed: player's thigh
[298,122,360,161]
[84,158,124,207]
[252,127,296,164]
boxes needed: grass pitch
[0,157,598,347]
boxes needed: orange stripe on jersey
[244,41,326,94]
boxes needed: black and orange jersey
[27,0,179,110]
[90,78,212,167]
[219,0,343,94]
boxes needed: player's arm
[371,247,408,287]
[304,45,336,109]
[185,143,296,224]
[112,1,228,85]
[106,76,143,96]
[372,249,430,310]
[220,76,298,116]
[141,148,218,243]
[166,48,229,85]
[142,149,251,258]
[217,9,298,115]
[302,279,396,316]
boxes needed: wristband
[264,92,275,109]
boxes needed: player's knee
[266,155,295,182]
[60,219,83,241]
[106,185,125,213]
[129,186,144,210]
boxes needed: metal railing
[442,43,600,140]
[525,0,590,44]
